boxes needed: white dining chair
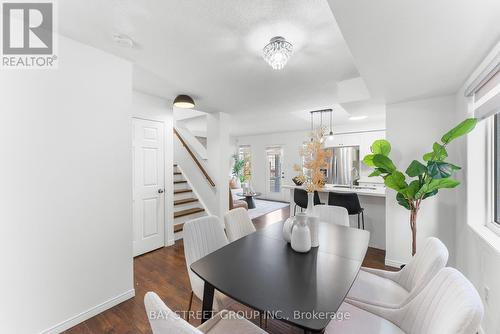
[346,237,449,307]
[314,204,350,226]
[144,292,267,334]
[326,268,483,334]
[224,207,256,242]
[183,216,234,319]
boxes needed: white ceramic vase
[291,213,311,253]
[306,192,315,215]
[282,217,295,243]
[308,215,319,247]
[305,192,320,247]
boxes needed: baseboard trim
[385,258,406,268]
[40,289,135,334]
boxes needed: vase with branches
[363,118,477,255]
[300,128,331,203]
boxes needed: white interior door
[265,146,286,201]
[133,118,165,256]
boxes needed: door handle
[158,189,164,194]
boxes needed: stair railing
[174,128,216,188]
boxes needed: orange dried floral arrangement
[300,128,331,193]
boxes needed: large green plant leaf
[371,139,391,156]
[441,118,478,144]
[423,189,438,199]
[363,154,375,167]
[427,161,461,179]
[373,154,397,172]
[406,160,427,177]
[401,180,421,199]
[369,169,384,177]
[416,178,460,197]
[396,192,410,210]
[385,171,408,192]
[423,142,448,162]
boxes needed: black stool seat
[328,192,365,229]
[293,188,322,215]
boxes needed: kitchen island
[284,184,386,250]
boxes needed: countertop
[283,184,386,197]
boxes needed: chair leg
[258,312,268,329]
[187,290,194,322]
[362,211,365,230]
[357,214,360,229]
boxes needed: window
[238,145,252,182]
[469,60,500,232]
[266,146,283,193]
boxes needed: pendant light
[309,109,335,146]
[323,110,335,147]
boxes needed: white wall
[385,95,460,267]
[207,112,231,217]
[0,36,134,333]
[454,41,500,334]
[131,91,175,246]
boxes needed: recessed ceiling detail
[262,36,293,70]
[58,0,361,115]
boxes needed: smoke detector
[112,33,135,48]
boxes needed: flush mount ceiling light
[349,115,368,121]
[262,36,293,70]
[173,95,195,109]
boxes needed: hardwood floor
[65,206,395,334]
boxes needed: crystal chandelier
[262,36,293,70]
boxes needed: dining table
[190,220,370,333]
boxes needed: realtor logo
[1,1,57,68]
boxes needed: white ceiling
[327,0,500,103]
[58,0,368,118]
[57,0,500,136]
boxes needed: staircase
[173,164,207,238]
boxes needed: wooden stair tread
[174,223,184,233]
[174,189,192,194]
[174,207,205,219]
[174,198,199,206]
[174,180,188,184]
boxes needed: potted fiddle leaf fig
[363,118,477,256]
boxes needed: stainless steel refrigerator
[325,146,360,186]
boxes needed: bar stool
[328,192,365,229]
[293,188,322,215]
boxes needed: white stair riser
[174,201,201,212]
[174,182,190,191]
[173,210,207,225]
[174,174,185,182]
[174,191,194,201]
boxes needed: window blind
[466,57,500,120]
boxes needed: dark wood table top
[191,221,370,332]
